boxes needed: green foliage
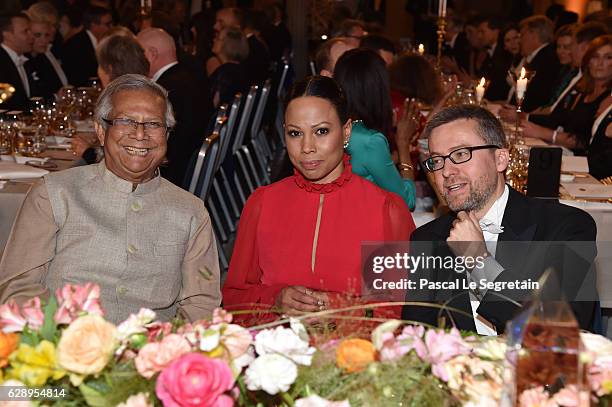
[40,297,58,343]
[78,361,156,406]
[290,350,459,407]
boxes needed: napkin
[13,155,49,165]
[561,156,589,173]
[561,183,612,199]
[74,120,95,133]
[0,162,49,179]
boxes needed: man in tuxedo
[62,6,112,87]
[242,9,271,86]
[137,28,213,188]
[441,15,471,74]
[514,15,560,112]
[0,13,34,111]
[26,18,68,102]
[477,16,512,102]
[401,105,597,334]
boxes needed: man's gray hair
[94,74,176,129]
[422,105,507,148]
[520,15,555,44]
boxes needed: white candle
[516,67,528,100]
[141,0,144,8]
[418,44,425,56]
[438,0,447,17]
[147,0,152,8]
[476,77,485,103]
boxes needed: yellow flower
[336,339,376,373]
[603,379,612,395]
[57,315,117,375]
[7,340,66,387]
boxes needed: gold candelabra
[436,16,446,70]
[0,83,15,105]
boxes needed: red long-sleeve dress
[222,157,415,324]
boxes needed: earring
[343,138,350,149]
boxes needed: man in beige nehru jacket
[0,74,221,323]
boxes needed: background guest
[478,16,513,101]
[359,33,396,66]
[588,95,612,180]
[96,34,149,88]
[522,35,612,153]
[137,27,213,188]
[26,1,62,60]
[261,2,291,63]
[314,37,356,77]
[62,6,112,86]
[334,48,417,211]
[25,14,68,101]
[241,8,271,86]
[209,26,248,108]
[0,12,34,111]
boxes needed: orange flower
[336,338,376,373]
[0,332,19,368]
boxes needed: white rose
[580,332,612,356]
[244,354,297,395]
[198,329,220,352]
[464,396,498,407]
[255,326,315,365]
[116,309,156,342]
[295,395,350,407]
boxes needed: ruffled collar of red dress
[293,154,353,193]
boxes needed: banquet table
[0,148,80,256]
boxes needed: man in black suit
[515,15,560,112]
[401,105,597,334]
[477,16,512,102]
[62,6,112,87]
[0,13,34,111]
[26,18,68,102]
[242,9,271,86]
[442,15,471,74]
[137,28,213,188]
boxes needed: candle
[418,44,425,56]
[476,77,485,103]
[438,0,447,17]
[141,0,144,8]
[516,67,528,100]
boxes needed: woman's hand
[395,98,420,150]
[520,119,550,140]
[274,286,329,316]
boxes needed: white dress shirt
[86,29,98,50]
[151,61,178,82]
[1,43,30,98]
[45,45,68,87]
[469,184,510,336]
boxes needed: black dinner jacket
[62,29,97,87]
[243,34,271,86]
[26,53,65,102]
[401,187,597,333]
[156,62,214,188]
[0,45,33,111]
[521,43,561,112]
[481,43,512,102]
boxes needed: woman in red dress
[222,76,415,324]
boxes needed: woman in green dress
[334,48,418,211]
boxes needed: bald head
[136,28,177,78]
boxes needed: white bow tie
[479,219,504,234]
[16,56,28,66]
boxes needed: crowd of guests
[0,1,290,187]
[0,2,610,336]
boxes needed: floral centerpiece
[0,284,610,406]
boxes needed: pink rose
[54,283,104,324]
[221,324,252,359]
[212,309,233,325]
[135,334,191,379]
[519,387,556,407]
[156,353,235,407]
[146,321,173,342]
[413,328,470,381]
[0,298,43,333]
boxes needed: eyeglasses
[422,145,500,172]
[102,118,167,137]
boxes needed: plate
[25,160,58,170]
